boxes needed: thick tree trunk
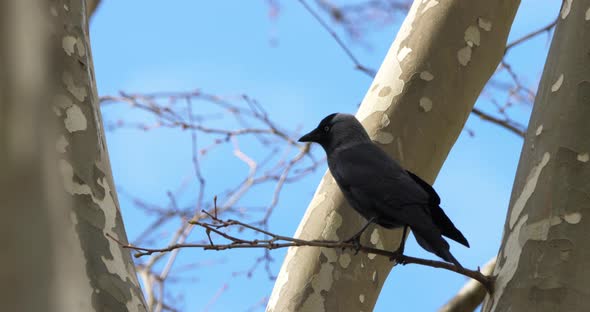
[267,1,520,311]
[1,1,146,311]
[483,1,590,311]
[0,1,55,311]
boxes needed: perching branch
[439,257,497,312]
[108,206,494,293]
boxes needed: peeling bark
[483,1,590,311]
[1,1,145,311]
[52,0,147,310]
[267,1,520,311]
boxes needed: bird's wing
[405,170,440,205]
[330,143,431,226]
[405,170,469,247]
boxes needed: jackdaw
[299,113,469,267]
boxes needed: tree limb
[439,257,497,312]
[107,211,495,293]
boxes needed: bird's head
[298,113,370,152]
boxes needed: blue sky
[91,1,560,311]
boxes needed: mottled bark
[53,0,147,310]
[438,258,496,312]
[267,1,520,311]
[1,1,146,311]
[483,1,590,311]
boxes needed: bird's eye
[323,126,330,132]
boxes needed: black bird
[299,113,469,267]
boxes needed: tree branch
[439,257,497,312]
[108,211,495,293]
[504,18,557,54]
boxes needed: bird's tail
[413,228,463,268]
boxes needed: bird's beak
[298,129,319,143]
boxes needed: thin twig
[504,18,557,54]
[471,108,525,137]
[107,214,494,293]
[298,0,376,77]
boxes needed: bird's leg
[389,225,409,264]
[342,217,375,254]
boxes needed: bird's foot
[342,234,362,255]
[389,251,407,265]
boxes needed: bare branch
[108,214,494,293]
[504,18,557,54]
[439,257,497,312]
[298,0,377,76]
[471,108,525,137]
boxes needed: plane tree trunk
[267,0,520,311]
[1,1,146,311]
[483,1,590,311]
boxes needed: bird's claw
[342,234,362,254]
[389,251,406,265]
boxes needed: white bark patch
[367,253,377,260]
[307,262,335,309]
[370,228,380,245]
[535,125,543,136]
[419,97,433,112]
[420,71,434,81]
[356,1,420,122]
[464,26,481,47]
[577,153,589,162]
[509,152,550,229]
[301,247,341,311]
[62,72,88,102]
[586,7,590,20]
[477,17,492,31]
[369,228,384,250]
[75,38,86,57]
[551,74,564,92]
[64,104,87,132]
[321,210,343,241]
[62,36,76,56]
[490,216,526,311]
[339,254,352,269]
[321,248,337,264]
[380,114,390,128]
[564,212,582,224]
[561,0,572,19]
[457,46,472,66]
[56,135,68,153]
[397,46,412,62]
[372,270,377,281]
[359,294,365,303]
[374,131,394,144]
[421,0,439,13]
